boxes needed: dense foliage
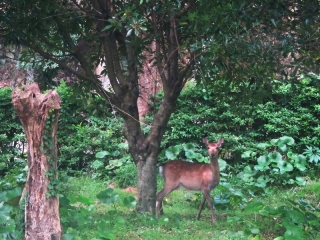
[2,0,320,216]
[1,75,320,238]
[1,0,320,237]
[56,82,126,176]
[53,75,320,180]
[1,73,320,180]
[156,74,320,161]
[0,87,26,177]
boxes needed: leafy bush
[113,161,137,188]
[243,199,320,240]
[303,146,320,164]
[56,81,126,177]
[0,87,26,176]
[147,75,320,172]
[237,136,317,190]
[0,82,130,182]
[60,188,136,239]
[0,187,23,239]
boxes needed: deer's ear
[202,138,208,145]
[218,138,224,146]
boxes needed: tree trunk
[123,94,178,213]
[136,154,158,213]
[12,83,62,240]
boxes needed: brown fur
[156,138,224,223]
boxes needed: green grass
[60,177,320,240]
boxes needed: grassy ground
[60,177,320,240]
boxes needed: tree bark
[12,83,62,240]
[136,155,158,213]
[124,94,178,213]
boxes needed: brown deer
[156,138,224,223]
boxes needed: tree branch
[152,9,167,84]
[22,41,114,102]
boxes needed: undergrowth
[58,177,320,240]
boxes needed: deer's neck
[210,154,220,174]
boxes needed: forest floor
[60,176,320,240]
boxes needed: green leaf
[241,150,256,158]
[0,219,15,234]
[284,209,305,226]
[165,145,181,160]
[114,216,126,226]
[244,201,264,213]
[118,142,128,149]
[295,177,306,186]
[257,155,268,166]
[2,187,22,206]
[278,143,288,152]
[95,151,110,158]
[294,163,306,172]
[256,143,271,149]
[96,188,119,204]
[101,25,113,31]
[123,196,137,208]
[277,160,293,173]
[97,230,115,239]
[0,204,13,223]
[254,155,270,171]
[112,150,121,157]
[183,143,195,152]
[284,229,304,240]
[126,28,133,37]
[62,233,77,240]
[254,164,269,171]
[92,160,104,169]
[109,159,123,167]
[259,206,280,216]
[218,158,227,171]
[214,194,230,204]
[227,216,240,223]
[185,151,202,160]
[255,175,270,188]
[270,139,279,146]
[287,151,298,160]
[297,154,307,162]
[140,26,147,31]
[279,136,295,146]
[77,195,94,205]
[250,228,260,234]
[268,151,282,162]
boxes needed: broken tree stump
[12,83,62,240]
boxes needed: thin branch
[102,34,123,95]
[22,40,113,99]
[109,31,127,86]
[152,9,167,84]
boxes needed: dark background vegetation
[1,73,320,239]
[1,73,320,182]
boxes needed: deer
[156,138,224,223]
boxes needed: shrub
[0,87,26,176]
[56,81,126,177]
[113,161,137,188]
[147,75,320,167]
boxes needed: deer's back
[160,160,219,190]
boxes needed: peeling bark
[12,83,62,240]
